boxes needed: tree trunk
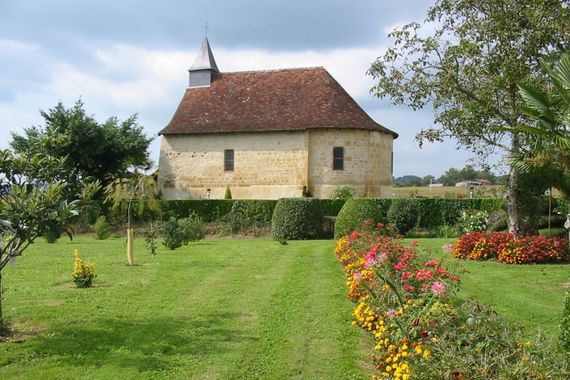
[0,270,4,331]
[507,132,523,237]
[507,166,522,237]
[127,228,134,266]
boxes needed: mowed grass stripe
[0,238,369,380]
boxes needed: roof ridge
[220,66,325,75]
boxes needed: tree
[10,100,153,190]
[514,53,570,197]
[105,172,160,266]
[369,0,570,235]
[0,150,99,330]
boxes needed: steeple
[188,37,219,88]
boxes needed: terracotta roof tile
[159,67,398,138]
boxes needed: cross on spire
[204,22,210,37]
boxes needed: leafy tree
[369,0,570,235]
[421,175,436,187]
[0,149,99,329]
[10,100,152,190]
[105,173,160,265]
[515,53,570,197]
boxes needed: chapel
[157,37,397,199]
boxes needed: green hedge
[321,199,347,216]
[226,200,277,232]
[159,200,235,222]
[334,199,392,238]
[335,198,506,238]
[271,198,324,240]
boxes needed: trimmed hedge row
[158,198,345,222]
[271,198,324,240]
[335,198,507,238]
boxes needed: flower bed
[336,225,569,379]
[452,232,569,264]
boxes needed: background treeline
[394,165,509,187]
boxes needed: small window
[333,147,344,170]
[224,149,234,172]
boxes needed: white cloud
[0,40,482,175]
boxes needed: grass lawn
[1,237,569,379]
[0,237,370,380]
[414,238,570,340]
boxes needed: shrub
[91,215,111,240]
[224,186,232,200]
[334,198,391,238]
[387,198,420,234]
[179,214,204,244]
[271,198,324,240]
[329,185,358,200]
[141,221,162,255]
[163,215,204,250]
[72,249,96,288]
[561,292,570,352]
[458,210,489,234]
[163,217,185,250]
[43,227,61,244]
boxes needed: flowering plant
[72,249,96,288]
[336,224,459,379]
[452,232,569,264]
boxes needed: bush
[224,186,232,200]
[334,198,392,238]
[387,198,420,234]
[141,221,162,256]
[71,249,96,288]
[561,292,570,352]
[271,198,324,240]
[163,215,204,250]
[43,227,61,244]
[163,217,185,250]
[329,185,358,200]
[179,214,204,244]
[458,210,489,234]
[91,215,111,240]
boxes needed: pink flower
[353,272,362,280]
[424,259,440,267]
[349,231,361,240]
[394,261,407,271]
[442,243,454,253]
[401,271,412,281]
[415,269,434,281]
[403,284,415,292]
[431,281,446,296]
[386,309,396,319]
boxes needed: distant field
[392,185,505,198]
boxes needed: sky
[0,0,487,178]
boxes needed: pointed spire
[189,36,219,73]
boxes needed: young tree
[105,173,160,266]
[0,150,99,329]
[10,100,153,190]
[369,0,570,235]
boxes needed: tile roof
[159,67,398,138]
